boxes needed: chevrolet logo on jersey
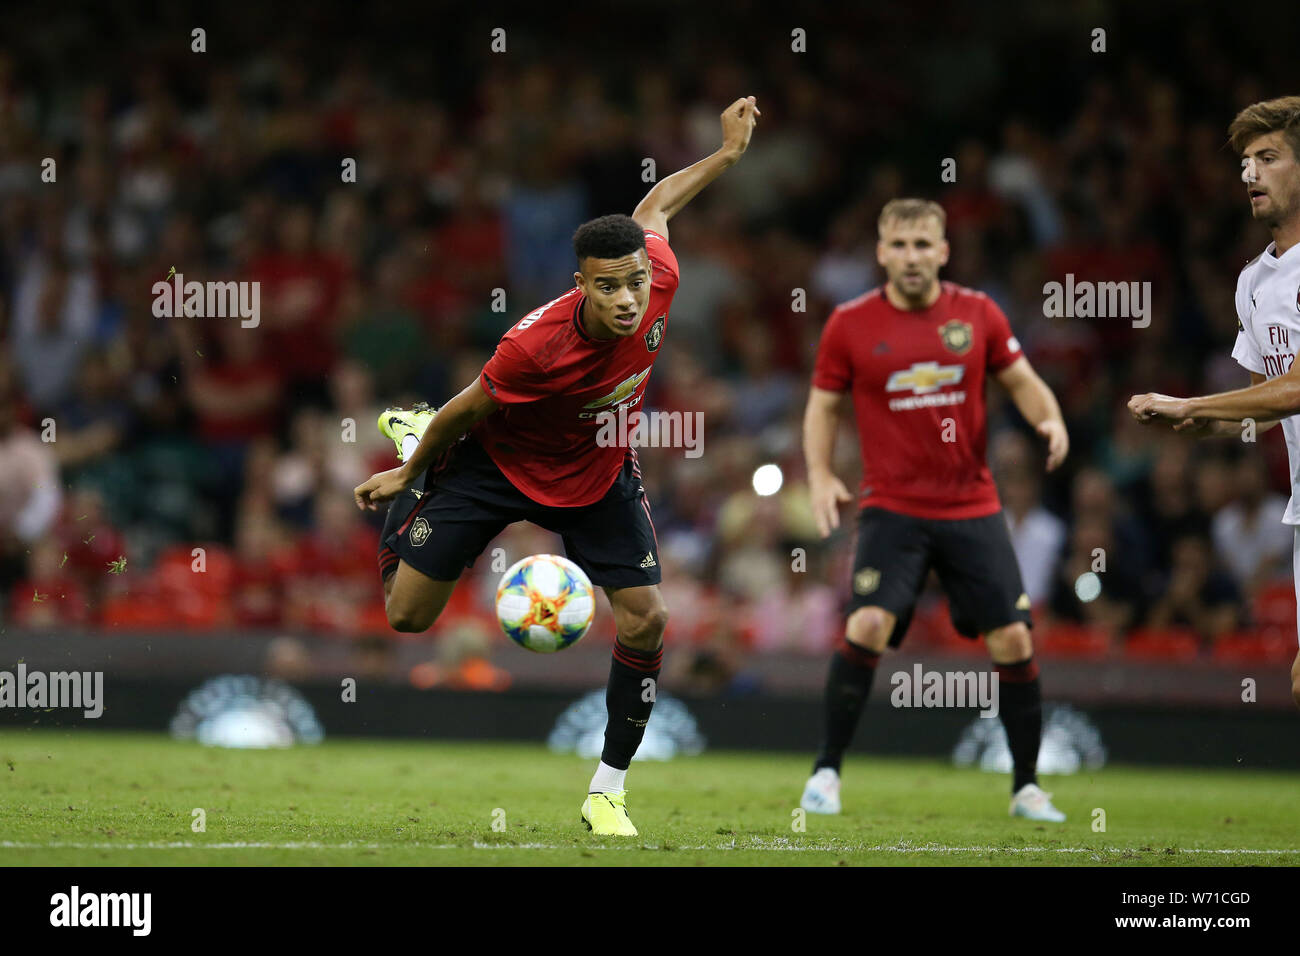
[583,367,651,410]
[885,362,965,395]
[577,366,650,418]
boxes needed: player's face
[1243,131,1300,228]
[877,216,949,305]
[575,249,653,339]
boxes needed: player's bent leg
[384,559,458,633]
[984,621,1064,822]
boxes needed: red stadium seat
[1036,623,1112,659]
[1253,582,1297,632]
[1211,630,1295,664]
[154,544,235,599]
[1124,628,1201,661]
[99,592,173,630]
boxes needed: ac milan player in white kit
[1129,95,1300,708]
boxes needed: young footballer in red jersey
[354,96,760,836]
[800,198,1071,821]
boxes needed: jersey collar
[1262,241,1300,269]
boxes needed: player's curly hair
[573,214,646,265]
[1229,95,1300,159]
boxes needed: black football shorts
[378,434,661,590]
[847,506,1032,646]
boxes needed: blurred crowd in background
[1,2,1298,686]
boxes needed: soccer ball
[495,554,595,653]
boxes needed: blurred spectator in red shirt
[284,491,377,634]
[248,204,349,407]
[0,374,62,595]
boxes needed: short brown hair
[1228,96,1300,159]
[878,198,946,235]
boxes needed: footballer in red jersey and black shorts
[354,96,761,837]
[799,198,1072,822]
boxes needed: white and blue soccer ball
[495,554,595,653]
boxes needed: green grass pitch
[1,729,1296,866]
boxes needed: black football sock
[813,638,881,774]
[995,657,1042,794]
[600,638,663,771]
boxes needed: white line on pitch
[2,840,1298,854]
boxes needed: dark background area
[0,1,1298,752]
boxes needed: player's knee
[986,621,1033,660]
[386,601,435,634]
[622,603,668,650]
[846,607,893,652]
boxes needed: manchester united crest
[644,313,666,352]
[410,516,431,547]
[938,320,973,355]
[853,567,881,595]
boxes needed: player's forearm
[1198,419,1278,438]
[400,385,497,479]
[803,405,839,478]
[636,147,741,223]
[1185,376,1300,421]
[1008,374,1064,432]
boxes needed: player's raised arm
[994,357,1069,472]
[353,377,499,510]
[631,95,760,239]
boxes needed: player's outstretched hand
[721,96,760,157]
[1036,419,1069,472]
[810,471,853,539]
[353,466,411,511]
[1127,392,1191,425]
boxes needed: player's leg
[983,620,1063,819]
[574,583,666,836]
[803,508,929,814]
[1292,527,1300,708]
[930,510,1064,821]
[1292,649,1300,709]
[600,581,668,757]
[384,560,457,633]
[547,453,663,835]
[374,435,510,633]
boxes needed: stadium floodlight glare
[752,463,783,496]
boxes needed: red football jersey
[811,281,1023,520]
[473,229,679,507]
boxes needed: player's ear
[938,239,951,267]
[875,239,886,268]
[573,268,586,291]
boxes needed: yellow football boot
[580,790,638,836]
[377,402,437,461]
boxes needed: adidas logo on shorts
[640,552,657,569]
